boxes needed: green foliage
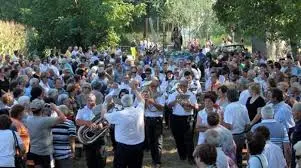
[213,0,301,54]
[0,21,26,55]
[0,0,146,56]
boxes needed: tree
[213,0,301,56]
[0,0,146,56]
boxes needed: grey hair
[293,102,301,113]
[205,129,221,147]
[47,89,58,98]
[261,105,274,119]
[57,94,69,105]
[29,78,39,86]
[121,94,133,107]
[18,96,30,106]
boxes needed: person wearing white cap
[251,105,291,166]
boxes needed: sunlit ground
[74,129,194,168]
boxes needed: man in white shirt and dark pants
[221,88,250,168]
[167,80,199,164]
[143,78,165,167]
[76,94,106,168]
[104,81,145,168]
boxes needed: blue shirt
[273,101,295,130]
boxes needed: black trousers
[170,114,194,161]
[27,152,51,168]
[145,117,163,164]
[233,133,245,168]
[84,137,106,168]
[164,105,172,128]
[110,124,117,151]
[114,142,144,168]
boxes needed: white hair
[48,89,58,98]
[57,94,69,105]
[205,129,221,147]
[29,78,39,86]
[261,105,274,119]
[18,96,30,106]
[121,94,133,107]
[293,103,301,113]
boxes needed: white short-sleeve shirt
[167,91,197,116]
[105,102,145,145]
[224,101,250,134]
[145,95,165,117]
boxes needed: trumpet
[77,114,110,145]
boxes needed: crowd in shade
[1,41,301,168]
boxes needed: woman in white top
[196,92,221,145]
[0,114,24,167]
[216,85,229,110]
[247,132,268,168]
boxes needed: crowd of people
[0,42,301,168]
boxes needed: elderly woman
[205,129,235,168]
[196,92,221,145]
[193,144,217,168]
[0,114,25,167]
[246,83,266,126]
[47,88,59,102]
[207,112,236,163]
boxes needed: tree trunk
[290,38,298,59]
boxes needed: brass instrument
[176,94,192,112]
[77,113,110,145]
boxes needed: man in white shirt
[167,80,199,164]
[76,94,106,168]
[104,81,145,168]
[221,88,250,167]
[143,78,165,167]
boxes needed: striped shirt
[52,119,76,160]
[251,119,289,149]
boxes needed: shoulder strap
[254,155,263,168]
[11,130,21,151]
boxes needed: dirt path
[74,128,194,168]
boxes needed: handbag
[11,130,26,168]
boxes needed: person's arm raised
[50,103,66,124]
[130,80,144,103]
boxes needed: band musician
[167,79,199,164]
[75,93,106,168]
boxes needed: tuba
[77,109,110,145]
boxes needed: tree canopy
[213,0,301,54]
[0,0,146,55]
